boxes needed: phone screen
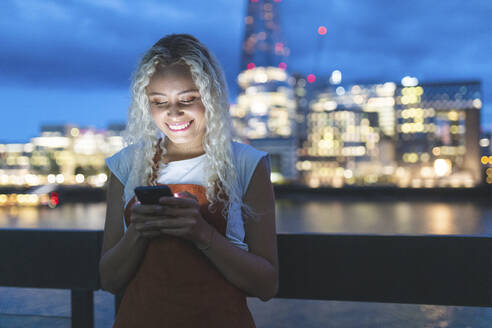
[134,185,173,204]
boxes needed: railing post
[71,288,94,328]
[115,292,124,318]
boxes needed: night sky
[1,0,491,143]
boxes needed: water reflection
[419,305,450,328]
[0,200,491,235]
[427,205,453,234]
[275,200,491,236]
[0,203,107,230]
[13,207,38,227]
[247,298,492,327]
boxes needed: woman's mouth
[166,120,193,132]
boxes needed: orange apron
[112,184,256,328]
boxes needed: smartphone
[134,185,173,205]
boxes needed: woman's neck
[163,139,205,161]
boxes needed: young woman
[99,34,278,327]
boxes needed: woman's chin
[164,135,199,146]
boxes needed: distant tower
[240,0,288,70]
[231,0,297,182]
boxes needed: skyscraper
[298,85,384,188]
[295,79,482,188]
[240,0,287,70]
[231,0,297,182]
[394,81,482,187]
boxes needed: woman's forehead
[148,64,198,92]
[154,63,191,78]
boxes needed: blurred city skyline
[0,0,491,143]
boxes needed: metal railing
[1,229,491,327]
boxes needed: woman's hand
[157,191,215,249]
[130,192,215,249]
[128,202,163,239]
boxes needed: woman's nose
[166,104,184,117]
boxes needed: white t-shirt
[105,141,268,251]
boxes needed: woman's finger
[131,206,193,223]
[135,221,160,231]
[142,217,195,229]
[131,213,165,223]
[158,206,196,218]
[160,227,189,237]
[131,204,166,215]
[158,195,197,208]
[176,191,199,202]
[141,231,161,238]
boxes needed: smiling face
[147,63,206,154]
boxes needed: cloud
[1,0,492,140]
[278,0,491,109]
[80,0,127,13]
[0,0,244,90]
[0,0,490,109]
[12,0,72,22]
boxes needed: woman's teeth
[168,121,192,131]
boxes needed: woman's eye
[181,97,196,104]
[152,100,167,105]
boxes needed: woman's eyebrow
[148,89,199,96]
[178,88,199,95]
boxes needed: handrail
[0,229,102,328]
[276,233,492,307]
[1,229,491,328]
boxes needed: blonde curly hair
[121,34,254,220]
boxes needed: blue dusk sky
[0,0,491,143]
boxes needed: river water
[1,198,492,236]
[1,199,491,327]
